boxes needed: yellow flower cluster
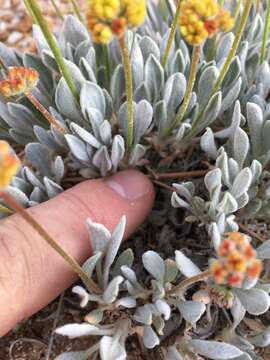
[179,0,234,45]
[0,67,39,98]
[0,141,20,189]
[86,0,146,44]
[210,232,262,288]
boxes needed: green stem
[69,0,84,23]
[103,44,111,90]
[234,0,242,21]
[24,0,38,23]
[24,0,80,102]
[0,191,101,295]
[211,0,254,95]
[161,0,182,67]
[260,0,270,63]
[119,35,134,151]
[50,0,64,21]
[167,45,201,134]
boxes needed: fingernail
[105,170,153,201]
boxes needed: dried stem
[260,0,270,63]
[161,0,182,68]
[25,92,67,134]
[119,35,134,151]
[167,45,201,135]
[25,0,80,102]
[167,270,210,296]
[153,169,208,180]
[0,191,101,294]
[238,223,266,243]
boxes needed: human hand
[0,170,154,336]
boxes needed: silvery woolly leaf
[55,324,113,338]
[139,36,160,62]
[86,218,111,252]
[171,192,190,209]
[25,143,52,177]
[230,168,252,198]
[155,299,171,320]
[102,276,124,304]
[189,340,243,359]
[204,168,222,196]
[92,146,112,176]
[197,92,222,132]
[165,346,183,360]
[111,135,125,172]
[80,81,106,118]
[66,134,89,163]
[230,295,246,329]
[43,177,63,198]
[174,182,195,198]
[142,251,165,282]
[60,15,89,49]
[208,222,221,251]
[177,300,206,324]
[84,308,104,325]
[112,249,134,278]
[200,128,217,159]
[103,216,126,286]
[133,100,153,144]
[134,305,153,325]
[246,102,263,157]
[129,144,146,165]
[221,78,242,113]
[175,250,201,277]
[111,64,125,109]
[55,350,90,360]
[70,123,101,149]
[121,265,138,284]
[164,73,186,119]
[217,192,238,214]
[164,259,179,283]
[82,252,102,278]
[115,296,136,308]
[5,186,29,207]
[100,336,126,360]
[55,78,82,121]
[234,288,270,315]
[72,286,89,307]
[197,66,220,108]
[144,54,164,102]
[256,239,270,259]
[233,128,249,168]
[99,120,112,145]
[143,325,160,349]
[249,326,270,347]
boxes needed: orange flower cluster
[0,66,39,98]
[210,232,262,287]
[179,0,234,45]
[0,141,20,189]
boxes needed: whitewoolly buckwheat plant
[1,0,270,359]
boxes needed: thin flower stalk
[211,0,254,94]
[190,0,253,134]
[0,191,102,295]
[260,0,270,63]
[167,45,201,134]
[69,0,84,23]
[24,0,80,101]
[161,0,182,68]
[25,92,67,134]
[50,0,64,21]
[167,270,210,296]
[119,35,134,151]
